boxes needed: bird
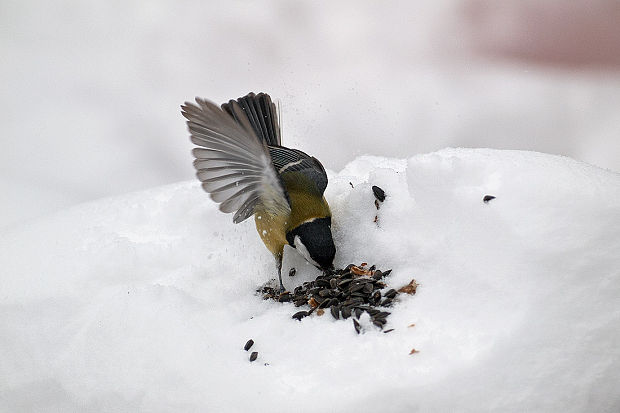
[181,92,336,291]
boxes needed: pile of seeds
[259,263,411,333]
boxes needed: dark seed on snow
[318,289,331,297]
[330,305,340,319]
[483,195,496,203]
[385,289,398,299]
[250,351,258,362]
[278,293,292,303]
[318,298,332,309]
[373,320,384,329]
[338,278,353,288]
[382,269,392,277]
[354,308,363,319]
[341,306,352,319]
[353,319,362,334]
[382,298,393,307]
[367,308,380,316]
[292,311,309,321]
[383,329,395,333]
[372,270,383,280]
[372,185,386,202]
[244,339,254,351]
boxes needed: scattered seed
[259,263,412,331]
[351,265,372,276]
[244,339,254,351]
[278,292,292,302]
[398,279,419,295]
[250,351,258,361]
[330,305,340,320]
[353,319,361,334]
[319,290,331,297]
[372,185,386,202]
[383,329,394,333]
[292,311,309,321]
[288,268,297,277]
[483,195,496,203]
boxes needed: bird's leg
[275,253,285,293]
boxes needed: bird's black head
[286,217,335,270]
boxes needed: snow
[1,148,619,412]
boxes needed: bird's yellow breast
[254,172,331,257]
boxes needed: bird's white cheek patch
[294,235,320,268]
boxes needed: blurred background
[2,0,619,229]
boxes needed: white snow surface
[1,148,619,412]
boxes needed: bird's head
[286,217,335,270]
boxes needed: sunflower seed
[372,185,386,202]
[244,339,254,351]
[330,305,340,319]
[353,319,361,334]
[250,351,258,362]
[292,311,309,321]
[385,289,397,299]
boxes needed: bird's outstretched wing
[181,98,291,223]
[268,146,328,195]
[221,92,281,147]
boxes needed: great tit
[181,92,336,291]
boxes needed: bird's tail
[221,92,281,147]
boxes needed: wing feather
[182,98,291,223]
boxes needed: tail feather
[222,92,282,146]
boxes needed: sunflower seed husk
[330,305,340,319]
[353,319,361,334]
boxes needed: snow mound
[1,148,619,412]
